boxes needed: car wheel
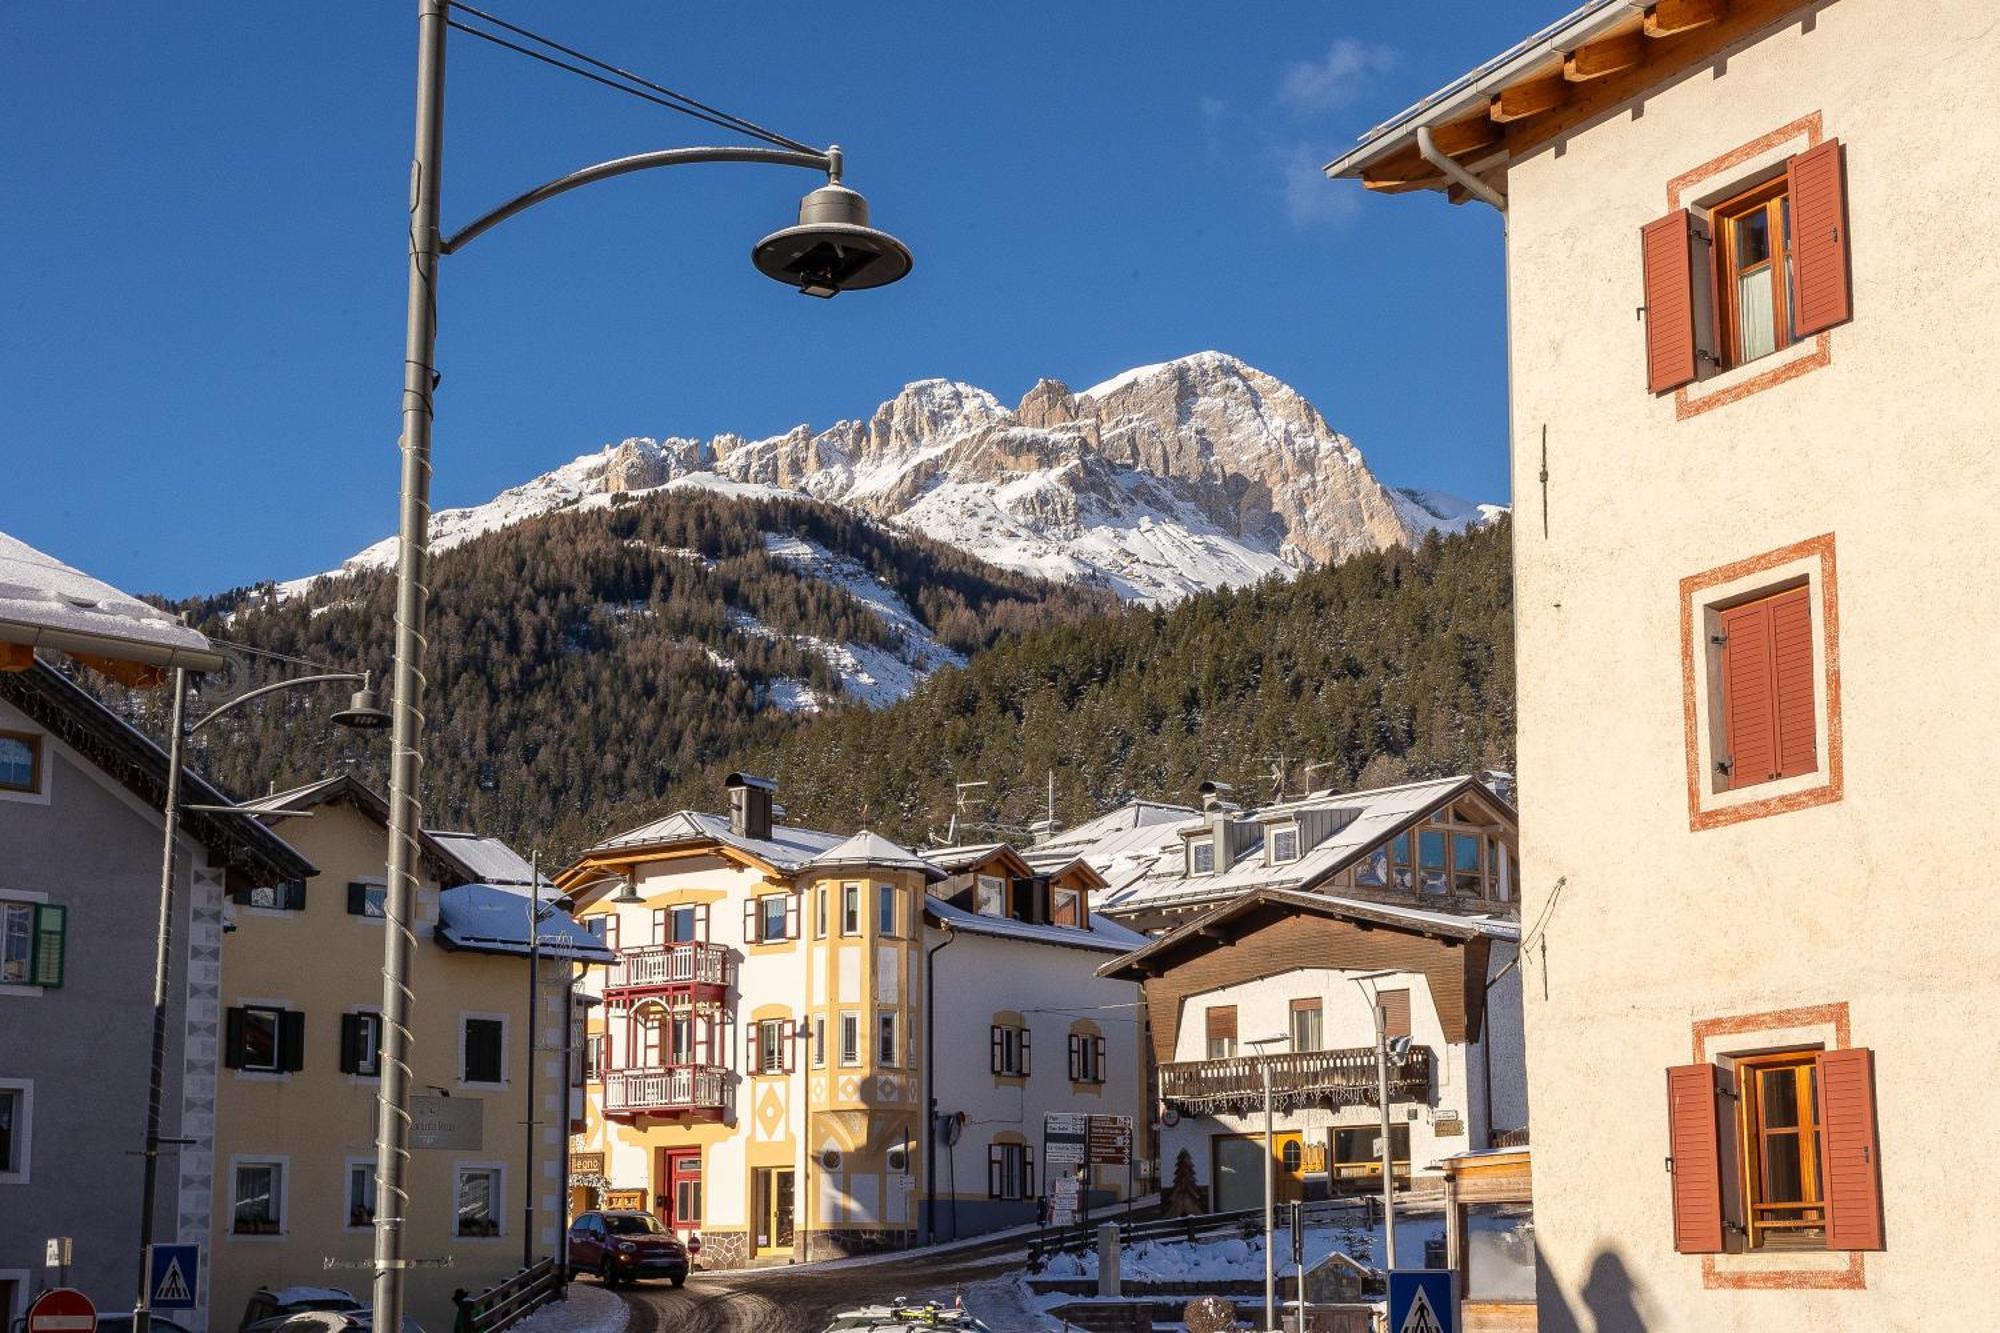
[669,1275,686,1289]
[564,1267,578,1283]
[599,1259,618,1288]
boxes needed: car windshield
[603,1214,663,1235]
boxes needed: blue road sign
[1387,1268,1456,1333]
[147,1245,199,1312]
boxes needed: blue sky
[1,3,1529,596]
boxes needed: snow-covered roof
[435,882,616,962]
[428,830,550,888]
[1096,775,1505,917]
[806,830,945,878]
[0,530,225,673]
[585,809,846,871]
[925,895,1151,955]
[1021,799,1202,900]
[921,842,1010,872]
[232,774,510,886]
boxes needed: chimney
[725,772,777,841]
[1197,780,1235,813]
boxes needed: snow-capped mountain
[287,352,1502,606]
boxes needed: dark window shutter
[1720,598,1779,786]
[1024,1146,1035,1198]
[1093,1037,1106,1082]
[1771,586,1818,779]
[1068,1034,1082,1081]
[1642,210,1700,393]
[1020,1027,1032,1077]
[279,1009,306,1072]
[339,1013,363,1074]
[988,1146,1002,1198]
[347,882,368,916]
[990,1026,1003,1074]
[1818,1047,1884,1250]
[225,1006,247,1069]
[743,897,759,944]
[284,880,307,910]
[1666,1063,1726,1253]
[1788,138,1851,336]
[785,894,800,941]
[781,1020,796,1073]
[30,903,65,987]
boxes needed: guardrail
[605,1064,731,1115]
[1028,1196,1387,1264]
[462,1257,562,1333]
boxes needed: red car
[566,1210,690,1287]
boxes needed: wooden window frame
[841,883,861,936]
[1735,1051,1826,1251]
[0,729,42,795]
[987,1141,1034,1201]
[1289,998,1324,1053]
[461,1014,507,1086]
[1268,825,1301,865]
[990,1023,1031,1077]
[877,883,898,937]
[231,1157,287,1236]
[1204,1005,1237,1060]
[1710,176,1796,372]
[1188,837,1216,875]
[973,875,1005,918]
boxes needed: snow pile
[504,1283,626,1333]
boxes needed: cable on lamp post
[371,9,911,1330]
[133,668,386,1333]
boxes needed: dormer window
[1268,825,1300,865]
[974,875,1006,917]
[1188,838,1216,876]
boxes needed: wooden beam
[1645,0,1726,38]
[1488,74,1568,124]
[1564,30,1645,81]
[1427,116,1502,158]
[1363,174,1445,194]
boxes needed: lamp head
[331,679,391,731]
[753,162,912,298]
[609,876,644,905]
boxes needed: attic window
[974,875,1006,917]
[1268,826,1300,865]
[1188,838,1216,876]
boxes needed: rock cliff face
[291,352,1499,605]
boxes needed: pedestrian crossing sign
[1387,1268,1456,1333]
[147,1245,199,1312]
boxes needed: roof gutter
[0,623,226,675]
[1418,125,1508,215]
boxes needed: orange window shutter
[1818,1047,1885,1250]
[1641,210,1700,393]
[1720,599,1778,786]
[1666,1063,1727,1253]
[1788,138,1852,336]
[1770,586,1818,778]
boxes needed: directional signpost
[1387,1269,1457,1333]
[26,1288,97,1333]
[148,1243,201,1312]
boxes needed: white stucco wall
[1502,1,2000,1327]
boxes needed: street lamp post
[522,855,575,1271]
[372,10,910,1331]
[1245,1033,1288,1332]
[1348,970,1409,1274]
[134,668,386,1333]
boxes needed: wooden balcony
[603,942,734,997]
[1158,1045,1433,1116]
[604,1065,732,1121]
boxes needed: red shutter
[1642,210,1700,393]
[743,897,760,944]
[1666,1063,1726,1253]
[745,1022,760,1073]
[1720,598,1778,786]
[1818,1048,1884,1250]
[694,903,710,940]
[1770,586,1818,778]
[1788,138,1851,336]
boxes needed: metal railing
[462,1257,562,1333]
[605,941,734,990]
[605,1064,731,1114]
[1157,1045,1433,1115]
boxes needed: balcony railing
[1158,1045,1433,1116]
[605,942,734,992]
[604,1065,732,1116]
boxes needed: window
[748,893,790,944]
[600,913,620,952]
[663,904,701,943]
[1452,834,1484,896]
[1051,887,1081,928]
[1068,1031,1105,1084]
[1737,1053,1826,1248]
[455,1166,502,1238]
[990,1023,1031,1077]
[346,881,386,918]
[812,1016,826,1068]
[634,1010,663,1067]
[1281,1139,1305,1173]
[1417,831,1448,896]
[1205,1006,1237,1060]
[1714,584,1818,791]
[0,1082,30,1183]
[1290,999,1323,1053]
[1268,826,1300,864]
[876,883,897,936]
[462,1017,505,1085]
[841,884,861,935]
[1188,838,1215,875]
[877,1011,899,1066]
[973,875,1005,918]
[753,1018,788,1074]
[1377,989,1412,1040]
[815,887,827,938]
[1388,833,1414,890]
[1355,846,1389,888]
[838,1012,861,1066]
[0,731,41,794]
[584,1034,605,1080]
[1,901,63,987]
[232,1160,285,1234]
[1713,179,1796,369]
[1332,1125,1410,1182]
[226,1005,302,1073]
[246,879,307,911]
[987,1142,1034,1200]
[346,1162,376,1227]
[338,1012,383,1077]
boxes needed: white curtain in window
[1737,269,1778,363]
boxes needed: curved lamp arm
[188,672,366,735]
[442,144,834,255]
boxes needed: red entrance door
[658,1148,702,1235]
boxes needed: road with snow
[614,1252,1027,1333]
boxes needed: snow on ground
[506,1282,626,1333]
[1036,1212,1445,1285]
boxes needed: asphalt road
[615,1251,1027,1333]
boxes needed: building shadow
[1537,1245,1649,1332]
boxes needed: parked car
[820,1304,991,1332]
[237,1289,420,1333]
[566,1210,690,1287]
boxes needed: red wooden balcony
[604,1065,732,1122]
[603,942,734,1000]
[1158,1045,1434,1116]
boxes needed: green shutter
[31,903,65,987]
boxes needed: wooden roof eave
[556,838,792,897]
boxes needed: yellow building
[209,777,609,1333]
